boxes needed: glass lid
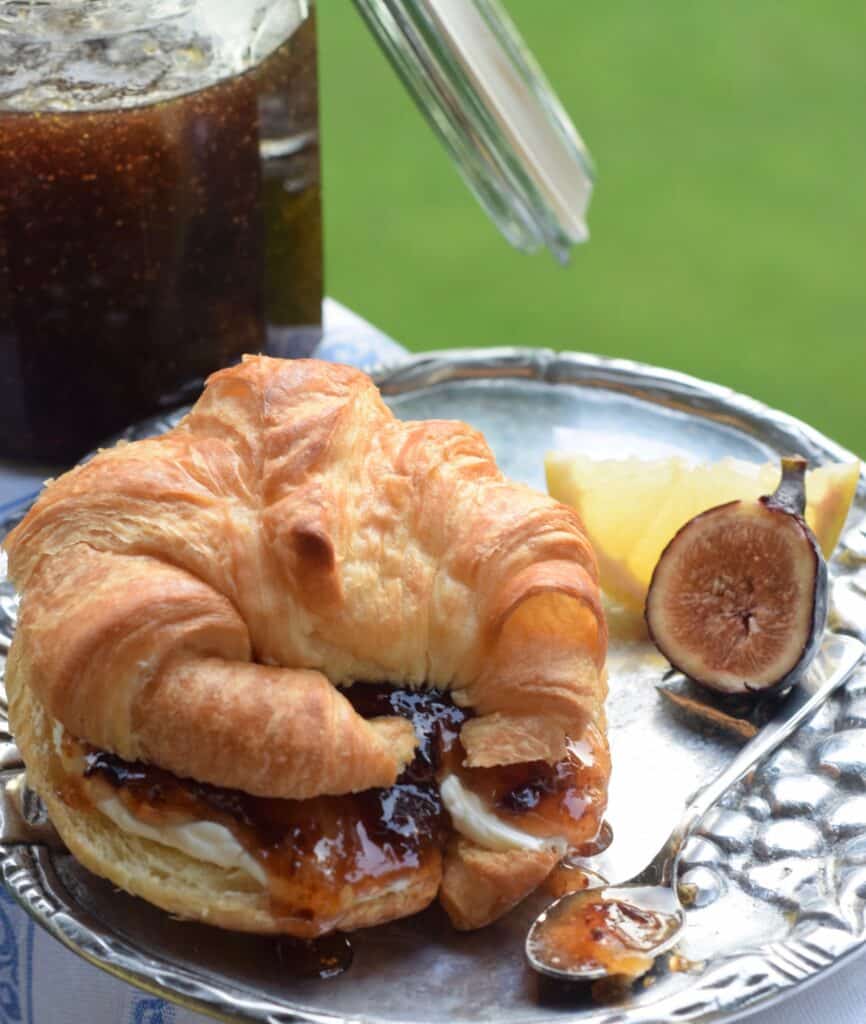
[353,0,594,263]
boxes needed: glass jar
[1,0,596,463]
[0,0,322,460]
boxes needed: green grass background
[317,2,866,456]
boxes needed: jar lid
[353,0,594,262]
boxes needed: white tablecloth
[1,300,864,1023]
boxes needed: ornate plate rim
[1,346,864,1024]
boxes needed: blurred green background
[317,3,866,456]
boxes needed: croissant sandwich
[4,356,609,937]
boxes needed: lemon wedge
[545,454,860,614]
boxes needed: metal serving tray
[1,348,865,1024]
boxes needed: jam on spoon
[527,887,681,980]
[527,635,865,986]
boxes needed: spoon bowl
[526,633,864,982]
[527,884,683,981]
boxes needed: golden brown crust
[7,673,438,937]
[459,713,571,768]
[3,355,609,934]
[5,356,606,795]
[439,837,558,931]
[9,546,415,798]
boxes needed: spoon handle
[642,633,864,886]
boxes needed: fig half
[645,457,828,695]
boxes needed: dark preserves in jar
[0,2,321,460]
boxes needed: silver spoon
[527,632,865,982]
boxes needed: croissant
[4,356,609,937]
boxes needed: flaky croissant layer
[5,356,607,801]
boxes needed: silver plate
[1,347,865,1024]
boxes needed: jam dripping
[543,863,606,900]
[75,682,611,975]
[573,820,613,858]
[80,685,476,938]
[276,934,354,980]
[81,686,610,876]
[83,684,470,867]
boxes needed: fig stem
[766,456,808,516]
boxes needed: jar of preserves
[0,0,321,459]
[1,0,595,463]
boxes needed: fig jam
[528,891,680,979]
[0,14,321,460]
[275,933,354,980]
[80,685,471,925]
[73,684,609,929]
[456,722,610,849]
[342,684,470,782]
